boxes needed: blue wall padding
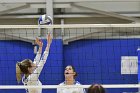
[0,39,63,93]
[64,39,139,93]
[0,39,139,93]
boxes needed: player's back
[22,76,42,93]
[27,80,42,93]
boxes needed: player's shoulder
[59,81,82,85]
[75,81,82,85]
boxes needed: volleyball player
[16,33,52,93]
[57,65,86,93]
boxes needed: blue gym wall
[0,39,63,93]
[64,39,139,93]
[0,39,139,93]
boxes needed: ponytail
[16,63,22,83]
[16,59,32,83]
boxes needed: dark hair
[16,59,32,83]
[87,84,105,93]
[67,65,77,78]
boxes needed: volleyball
[38,15,52,25]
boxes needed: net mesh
[0,24,139,93]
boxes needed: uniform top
[22,51,49,93]
[57,81,86,93]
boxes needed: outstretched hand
[47,33,52,45]
[35,38,43,47]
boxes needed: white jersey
[57,81,86,93]
[22,51,49,93]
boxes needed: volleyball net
[0,24,140,93]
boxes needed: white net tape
[0,24,140,29]
[0,84,140,89]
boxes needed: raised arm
[37,33,52,65]
[45,33,52,52]
[28,33,52,84]
[33,38,43,65]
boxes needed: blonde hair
[16,63,22,83]
[16,59,32,83]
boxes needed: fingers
[47,33,52,42]
[35,37,43,47]
[38,39,42,43]
[47,33,50,39]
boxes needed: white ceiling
[0,0,140,23]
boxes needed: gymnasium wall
[0,39,63,93]
[64,39,139,93]
[0,41,34,93]
[0,39,139,93]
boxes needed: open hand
[35,38,43,47]
[47,33,52,45]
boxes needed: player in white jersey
[57,65,86,93]
[16,33,52,93]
